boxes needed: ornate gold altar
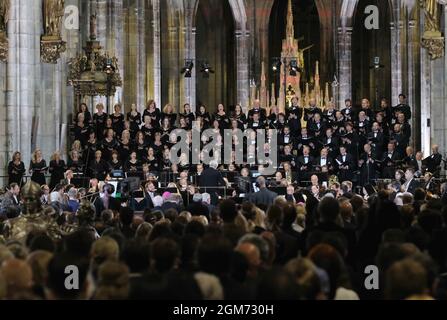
[67,14,122,109]
[252,0,332,113]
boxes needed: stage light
[289,59,299,76]
[200,62,215,78]
[181,60,194,78]
[272,58,282,72]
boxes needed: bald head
[236,243,261,277]
[256,176,267,188]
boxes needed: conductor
[198,160,226,205]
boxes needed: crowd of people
[0,95,447,300]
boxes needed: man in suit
[424,144,443,177]
[304,98,323,122]
[358,143,378,186]
[336,146,355,182]
[9,183,21,206]
[367,122,385,159]
[198,161,227,205]
[144,181,157,209]
[404,146,417,169]
[314,147,334,174]
[297,146,315,181]
[321,128,339,159]
[393,94,412,121]
[278,125,294,147]
[402,168,420,194]
[247,176,278,207]
[307,113,326,138]
[381,142,402,179]
[248,99,267,122]
[341,99,356,122]
[285,97,302,134]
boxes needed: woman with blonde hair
[29,149,47,186]
[162,103,177,127]
[8,151,26,186]
[67,150,83,173]
[71,140,83,161]
[49,150,66,189]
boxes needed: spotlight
[181,60,194,78]
[289,60,299,76]
[200,62,215,78]
[272,58,282,73]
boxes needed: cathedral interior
[0,0,446,183]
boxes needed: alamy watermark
[64,265,79,290]
[168,122,278,175]
[64,5,79,30]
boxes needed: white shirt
[304,156,309,164]
[320,158,327,166]
[404,179,413,192]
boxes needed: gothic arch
[192,0,247,30]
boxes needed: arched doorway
[195,0,236,112]
[352,0,392,107]
[268,0,321,97]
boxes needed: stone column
[337,27,352,109]
[136,0,146,110]
[6,0,41,172]
[235,29,250,112]
[183,0,196,111]
[420,9,432,155]
[110,0,124,107]
[94,0,108,108]
[167,24,181,110]
[407,19,420,149]
[152,0,161,109]
[390,21,403,106]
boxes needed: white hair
[68,188,78,200]
[193,193,203,203]
[202,193,211,204]
[152,195,164,207]
[209,160,219,169]
[50,191,61,203]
